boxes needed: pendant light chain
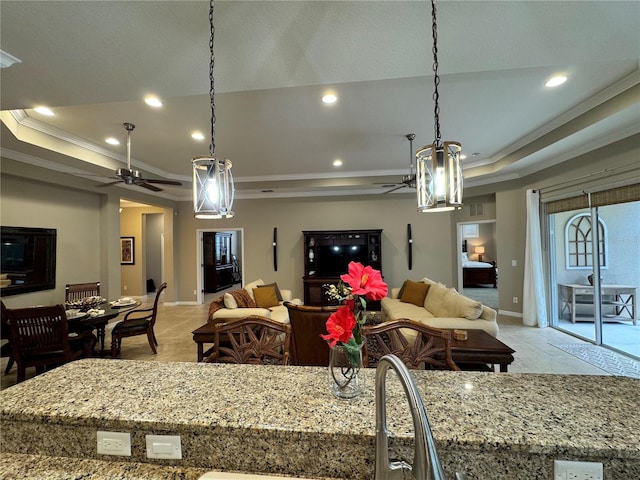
[209,0,216,156]
[431,0,441,147]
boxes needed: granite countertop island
[1,359,639,479]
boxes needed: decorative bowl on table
[65,296,106,312]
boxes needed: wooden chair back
[205,315,291,365]
[7,304,85,383]
[110,282,167,357]
[65,282,101,302]
[361,318,461,371]
[1,301,15,374]
[284,302,340,366]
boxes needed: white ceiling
[1,1,639,202]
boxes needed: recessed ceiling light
[105,137,120,145]
[322,93,338,104]
[545,75,567,88]
[191,131,205,141]
[333,159,343,167]
[144,95,163,107]
[460,154,467,160]
[34,106,55,116]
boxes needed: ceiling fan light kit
[416,0,463,213]
[192,0,235,219]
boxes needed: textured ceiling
[1,1,639,202]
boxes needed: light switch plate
[146,434,182,459]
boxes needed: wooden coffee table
[192,322,216,362]
[448,329,515,372]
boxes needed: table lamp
[475,246,485,262]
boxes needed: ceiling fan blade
[383,184,407,194]
[138,182,163,192]
[96,180,124,188]
[144,179,183,186]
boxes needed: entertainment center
[302,229,382,306]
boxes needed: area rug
[550,343,640,379]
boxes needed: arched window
[565,213,607,269]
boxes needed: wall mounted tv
[0,226,57,297]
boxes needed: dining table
[67,300,140,355]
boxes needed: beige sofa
[381,277,499,337]
[208,278,302,324]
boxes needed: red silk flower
[320,305,356,347]
[340,262,388,301]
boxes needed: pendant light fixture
[193,0,234,219]
[416,0,462,212]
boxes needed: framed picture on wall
[120,236,135,265]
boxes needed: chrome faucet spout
[374,355,446,480]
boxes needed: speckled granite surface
[1,359,639,480]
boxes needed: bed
[462,240,497,288]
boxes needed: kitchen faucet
[374,355,466,480]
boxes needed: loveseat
[380,277,499,337]
[208,279,302,324]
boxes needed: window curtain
[523,189,548,327]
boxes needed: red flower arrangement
[321,262,388,352]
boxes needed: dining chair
[65,282,101,302]
[110,282,166,357]
[361,318,461,371]
[7,304,91,383]
[1,301,15,374]
[283,302,341,366]
[204,315,291,365]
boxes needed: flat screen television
[315,244,369,277]
[1,226,57,296]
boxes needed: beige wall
[0,174,106,307]
[3,134,638,318]
[175,195,457,302]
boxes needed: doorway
[143,213,163,295]
[196,228,244,305]
[456,220,498,310]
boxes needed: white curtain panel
[523,189,548,327]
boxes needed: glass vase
[328,344,364,399]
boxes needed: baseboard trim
[174,301,200,306]
[499,309,523,318]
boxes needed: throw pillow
[424,282,450,314]
[243,278,265,300]
[400,280,430,307]
[253,285,280,308]
[442,290,483,320]
[397,280,408,299]
[223,293,238,309]
[257,282,283,301]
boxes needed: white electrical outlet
[513,296,518,304]
[97,431,131,456]
[511,259,517,267]
[554,460,603,480]
[146,434,182,459]
[123,285,127,291]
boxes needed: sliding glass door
[548,200,639,359]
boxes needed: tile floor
[0,297,615,390]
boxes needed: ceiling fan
[377,133,416,194]
[97,123,182,192]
